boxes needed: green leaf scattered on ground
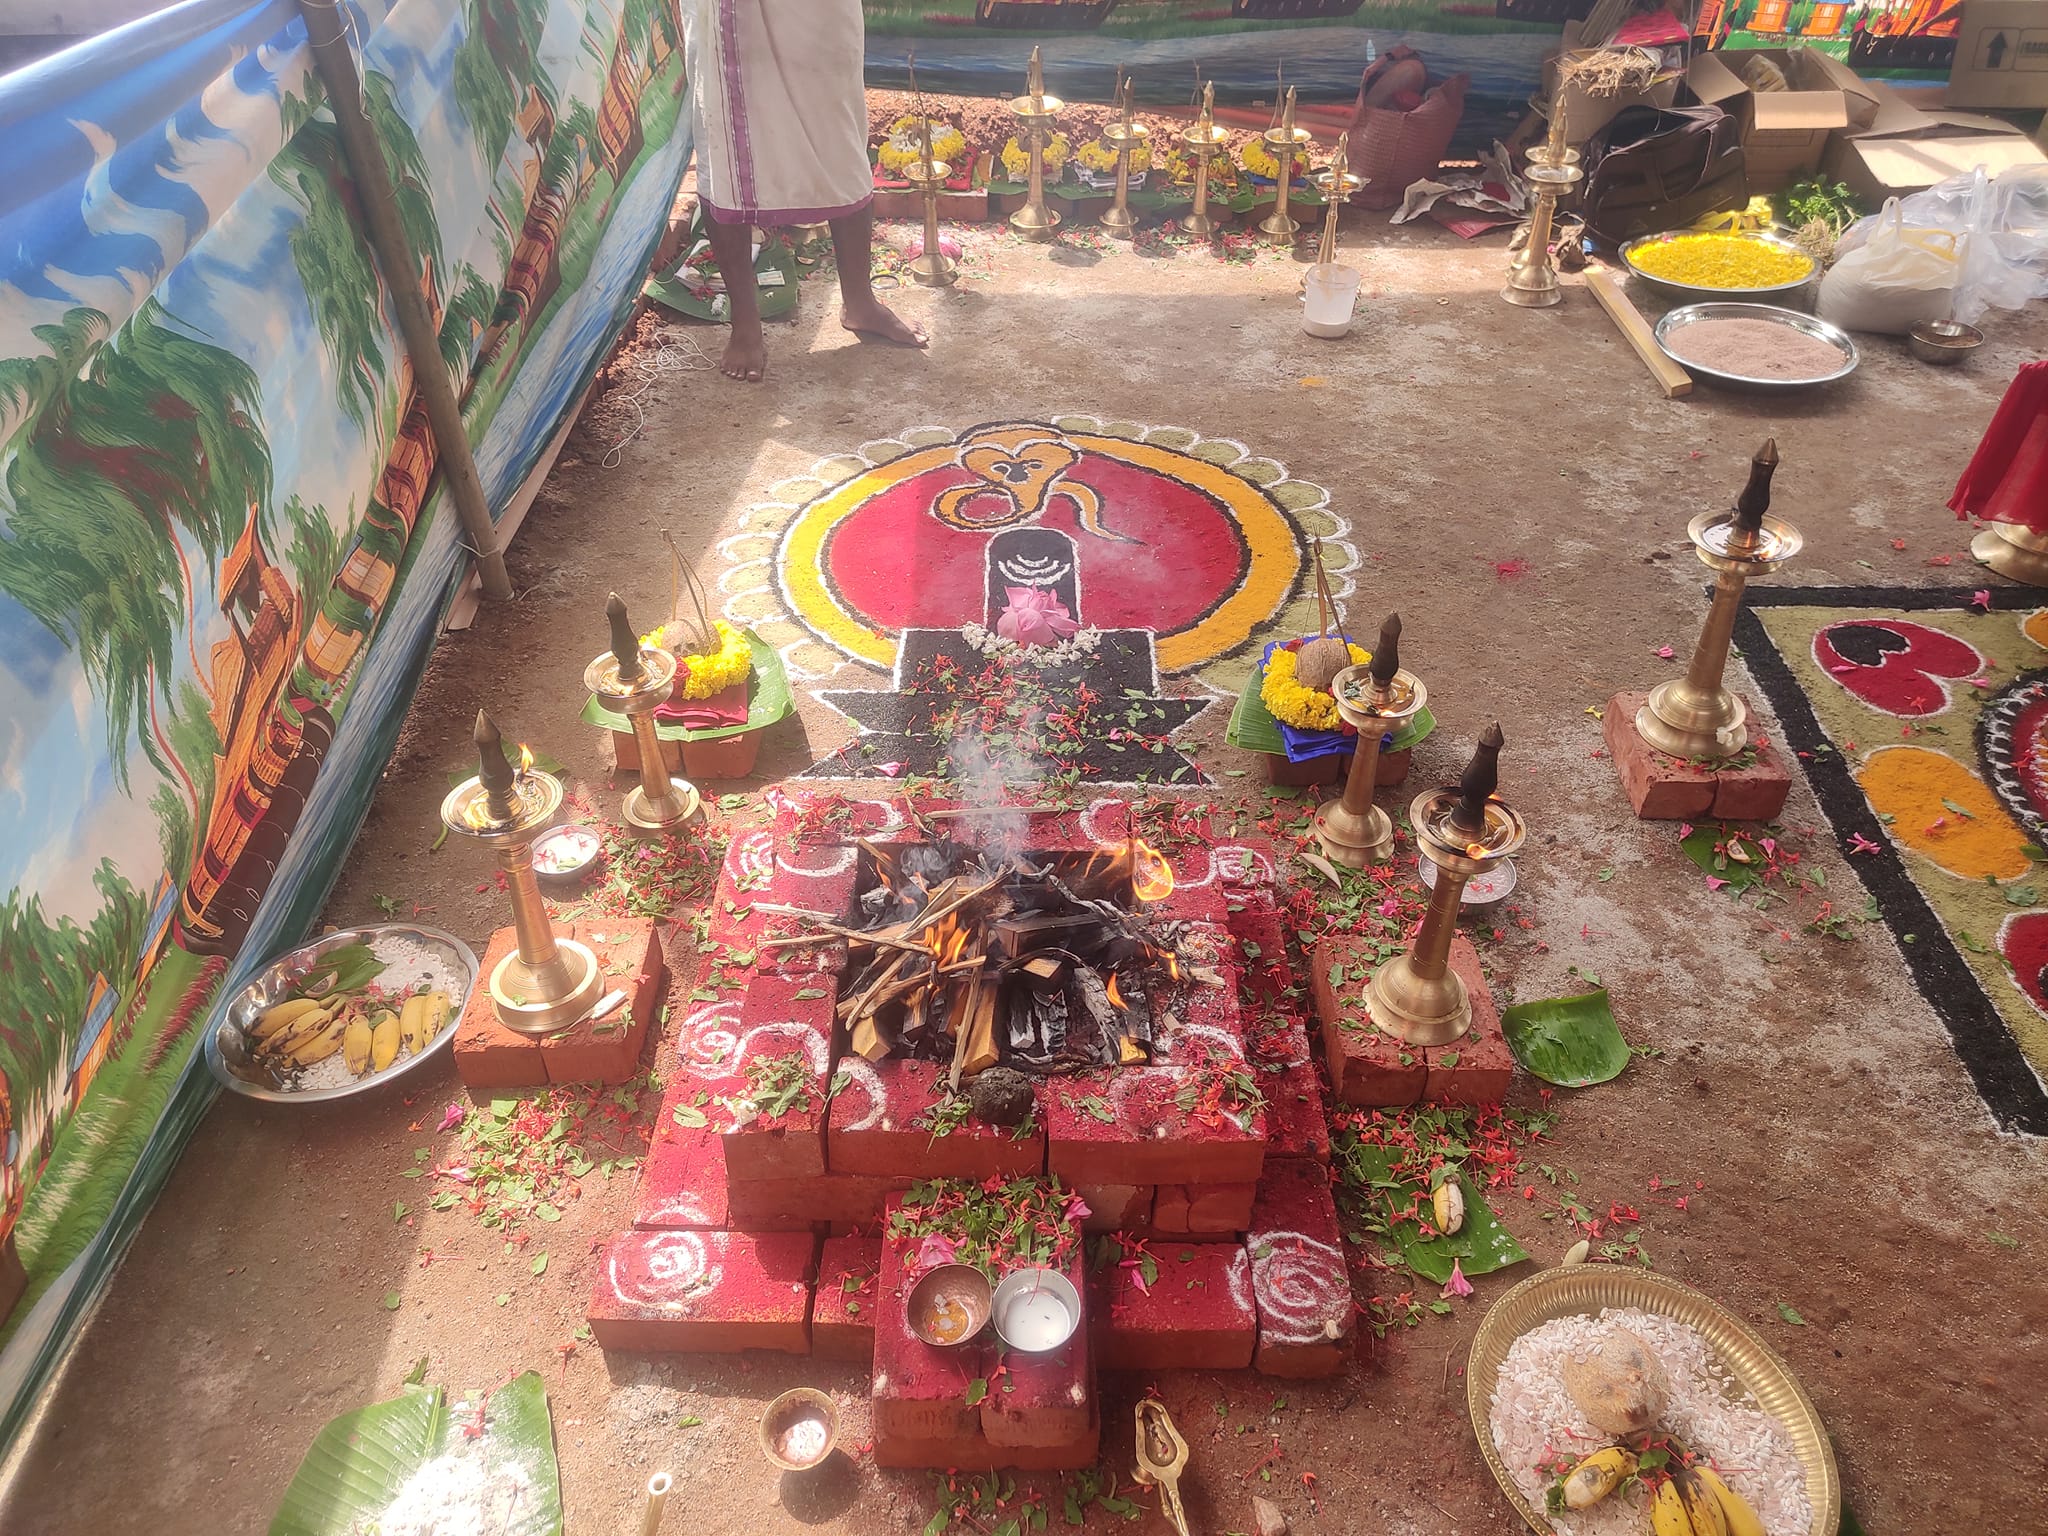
[1501,990,1631,1088]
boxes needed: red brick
[720,972,832,1182]
[1421,948,1515,1107]
[872,1228,996,1447]
[587,1229,815,1354]
[453,918,667,1088]
[632,1120,731,1230]
[1074,1184,1154,1233]
[814,1235,882,1363]
[1315,932,1512,1108]
[1152,1182,1257,1235]
[827,1057,1045,1180]
[1047,1069,1264,1186]
[982,1253,1095,1450]
[726,1171,907,1231]
[1259,748,1410,788]
[871,1414,1100,1472]
[1261,1061,1331,1163]
[1156,965,1248,1068]
[1605,692,1790,823]
[1246,1161,1355,1378]
[1093,1242,1256,1371]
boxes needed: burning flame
[518,743,535,774]
[1129,838,1175,903]
[1466,840,1489,859]
[931,914,970,967]
[1105,973,1127,1010]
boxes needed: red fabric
[1951,361,2048,529]
[654,680,749,730]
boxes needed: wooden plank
[1585,270,1693,400]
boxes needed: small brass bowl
[760,1387,838,1472]
[906,1262,992,1348]
[1907,318,1985,365]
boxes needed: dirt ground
[5,201,2048,1536]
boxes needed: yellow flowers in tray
[1261,641,1370,732]
[1076,135,1150,176]
[877,114,967,177]
[1002,132,1069,180]
[1239,137,1284,180]
[1628,232,1814,290]
[646,617,752,700]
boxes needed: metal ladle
[1133,1400,1191,1536]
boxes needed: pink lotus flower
[1443,1260,1474,1299]
[996,586,1080,647]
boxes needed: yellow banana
[1562,1447,1636,1510]
[398,994,428,1053]
[422,989,450,1036]
[1650,1479,1695,1536]
[343,1014,374,1074]
[1695,1468,1760,1536]
[1679,1472,1727,1536]
[370,1009,401,1071]
[254,997,325,1040]
[285,1017,347,1066]
[273,1007,343,1058]
[1432,1177,1465,1235]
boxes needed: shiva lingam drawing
[1258,87,1314,243]
[441,711,604,1035]
[1502,106,1584,308]
[1008,47,1063,243]
[1179,81,1228,238]
[1099,71,1149,240]
[1365,725,1525,1045]
[583,593,702,835]
[1314,614,1426,869]
[1635,439,1802,763]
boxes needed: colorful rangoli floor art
[716,419,1355,784]
[1739,588,2048,1133]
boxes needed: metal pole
[297,0,514,602]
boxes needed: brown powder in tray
[1663,317,1847,381]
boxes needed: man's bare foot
[840,295,928,348]
[721,322,766,382]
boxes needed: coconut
[1293,635,1353,691]
[1561,1327,1669,1435]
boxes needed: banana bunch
[252,988,449,1077]
[1553,1447,1763,1536]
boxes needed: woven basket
[1346,71,1469,211]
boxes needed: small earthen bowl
[905,1262,992,1348]
[759,1387,838,1472]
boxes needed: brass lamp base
[1009,204,1060,241]
[1636,681,1748,763]
[1180,209,1218,237]
[1257,207,1300,240]
[623,779,702,836]
[1500,255,1563,308]
[907,250,959,286]
[1313,799,1394,869]
[1099,202,1138,239]
[490,938,603,1036]
[1366,952,1471,1047]
[1973,523,2048,587]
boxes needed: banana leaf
[1680,823,1769,891]
[270,1372,561,1536]
[1341,1144,1527,1284]
[1500,989,1631,1089]
[580,629,792,743]
[644,210,800,324]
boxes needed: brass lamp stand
[1008,47,1063,242]
[1099,71,1148,240]
[1502,114,1583,308]
[1314,615,1426,869]
[1179,82,1228,238]
[583,593,702,834]
[1311,137,1365,265]
[1258,87,1312,243]
[1366,726,1527,1046]
[441,711,603,1036]
[903,116,958,286]
[1636,440,1803,763]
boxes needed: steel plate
[1653,302,1859,393]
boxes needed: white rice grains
[1487,1307,1813,1536]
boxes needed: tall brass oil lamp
[1315,615,1426,869]
[1502,110,1583,308]
[1178,81,1228,238]
[1008,47,1063,242]
[1310,136,1365,267]
[1636,439,1802,763]
[1098,71,1149,240]
[1257,87,1312,243]
[903,112,959,286]
[1366,725,1526,1046]
[441,710,603,1035]
[584,593,702,834]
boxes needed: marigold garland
[1239,137,1286,180]
[877,115,967,177]
[645,617,753,700]
[1001,132,1070,180]
[1155,143,1232,186]
[1076,135,1151,175]
[1260,641,1370,731]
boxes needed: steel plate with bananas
[1466,1266,1839,1535]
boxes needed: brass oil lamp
[904,113,958,286]
[1366,725,1526,1046]
[1008,47,1063,242]
[583,593,701,835]
[441,710,603,1035]
[1257,87,1312,243]
[1636,440,1802,763]
[1314,615,1426,870]
[1502,110,1584,308]
[1178,81,1228,238]
[1098,71,1149,240]
[1310,136,1365,266]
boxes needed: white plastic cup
[1302,262,1363,338]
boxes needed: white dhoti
[688,0,875,226]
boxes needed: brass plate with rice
[1466,1266,1839,1536]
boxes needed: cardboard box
[1948,1,2048,110]
[1687,48,1882,189]
[1826,82,2048,201]
[1545,21,1681,143]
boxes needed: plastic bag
[1817,198,1958,334]
[1831,166,2048,325]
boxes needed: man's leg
[704,215,767,381]
[831,208,928,348]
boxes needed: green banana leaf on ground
[644,210,802,325]
[1500,988,1632,1089]
[580,629,793,743]
[270,1372,560,1536]
[1336,1141,1528,1285]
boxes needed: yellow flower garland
[1155,144,1231,186]
[1261,642,1370,732]
[644,618,753,700]
[877,116,967,177]
[1239,137,1284,179]
[1076,135,1151,175]
[1002,132,1069,180]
